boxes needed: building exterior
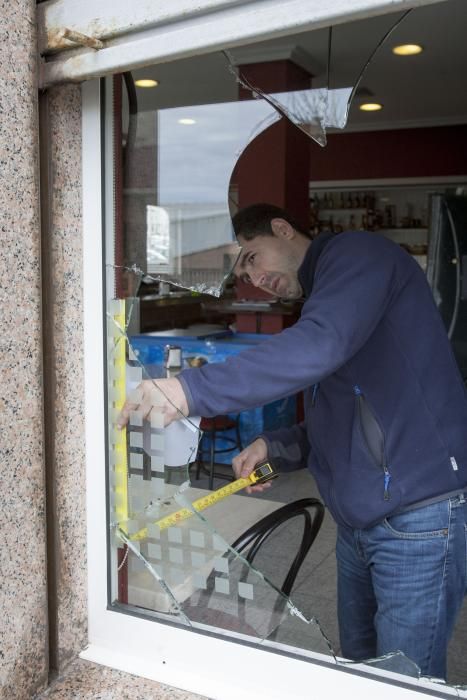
[1,1,465,699]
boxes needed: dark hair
[231,203,310,241]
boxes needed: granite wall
[0,1,48,697]
[0,2,86,698]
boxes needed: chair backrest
[182,498,325,641]
[231,498,325,597]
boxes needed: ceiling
[128,0,467,134]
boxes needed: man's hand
[117,377,189,429]
[232,438,272,494]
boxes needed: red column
[232,59,312,307]
[233,60,312,226]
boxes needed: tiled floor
[34,657,208,700]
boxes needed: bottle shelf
[318,208,368,214]
[310,188,428,236]
[377,227,427,233]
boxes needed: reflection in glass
[105,4,467,693]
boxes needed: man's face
[235,220,306,300]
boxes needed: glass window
[102,3,467,695]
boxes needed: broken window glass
[105,2,467,694]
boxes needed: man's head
[232,203,311,300]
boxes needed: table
[202,299,302,333]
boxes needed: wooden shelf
[377,227,427,233]
[318,208,368,214]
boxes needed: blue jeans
[336,494,467,679]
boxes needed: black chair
[194,415,243,490]
[231,497,325,596]
[183,498,325,638]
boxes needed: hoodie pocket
[353,385,391,501]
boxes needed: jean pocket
[383,500,450,539]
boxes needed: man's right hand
[232,438,271,494]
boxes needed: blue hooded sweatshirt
[179,231,467,529]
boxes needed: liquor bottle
[384,205,394,228]
[309,196,318,228]
[334,218,343,234]
[367,194,375,230]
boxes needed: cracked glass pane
[105,3,467,695]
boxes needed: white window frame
[80,16,465,700]
[39,0,442,87]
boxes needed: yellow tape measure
[130,460,277,541]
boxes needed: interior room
[107,0,467,690]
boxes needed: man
[119,203,467,679]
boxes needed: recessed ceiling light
[135,79,159,88]
[178,118,196,125]
[392,44,423,56]
[359,103,383,112]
